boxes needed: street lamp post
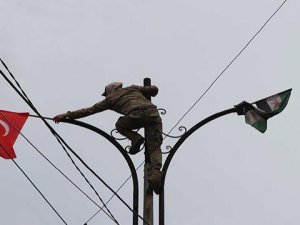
[61,78,291,225]
[158,89,291,225]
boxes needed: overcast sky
[1,0,300,224]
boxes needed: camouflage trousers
[115,110,162,172]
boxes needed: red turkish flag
[0,110,29,159]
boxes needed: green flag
[245,89,292,133]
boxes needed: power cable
[0,69,122,224]
[164,0,288,140]
[0,65,120,225]
[83,0,289,222]
[0,63,149,225]
[85,162,144,224]
[0,143,68,225]
[2,0,288,222]
[0,111,119,223]
[53,134,120,225]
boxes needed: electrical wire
[0,65,120,225]
[0,111,119,223]
[1,1,288,223]
[84,162,144,224]
[0,142,68,225]
[83,0,289,222]
[164,0,288,141]
[0,68,122,225]
[0,61,150,225]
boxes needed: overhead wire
[83,0,289,222]
[0,63,120,225]
[0,89,119,224]
[6,115,118,212]
[163,0,288,141]
[0,67,130,224]
[0,143,68,225]
[0,60,151,225]
[30,115,148,225]
[1,0,288,223]
[1,112,120,223]
[84,162,144,224]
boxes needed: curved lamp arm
[159,107,238,225]
[63,120,139,225]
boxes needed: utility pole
[143,77,154,225]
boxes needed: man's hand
[142,85,158,97]
[53,113,68,123]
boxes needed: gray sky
[1,0,300,224]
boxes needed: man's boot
[129,134,144,155]
[148,170,162,195]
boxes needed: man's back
[107,85,157,115]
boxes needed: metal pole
[143,77,154,225]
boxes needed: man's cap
[102,82,123,97]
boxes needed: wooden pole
[143,77,153,225]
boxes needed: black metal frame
[63,103,246,225]
[63,120,140,225]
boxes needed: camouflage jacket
[66,85,159,119]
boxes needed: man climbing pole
[53,82,163,194]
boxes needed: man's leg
[115,116,144,154]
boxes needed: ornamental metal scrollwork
[163,145,173,154]
[111,129,145,154]
[125,145,132,152]
[125,144,145,154]
[111,128,142,141]
[158,108,166,115]
[110,129,127,140]
[161,126,187,154]
[162,126,187,139]
[110,108,186,154]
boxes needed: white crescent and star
[0,119,10,137]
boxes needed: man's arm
[53,100,109,123]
